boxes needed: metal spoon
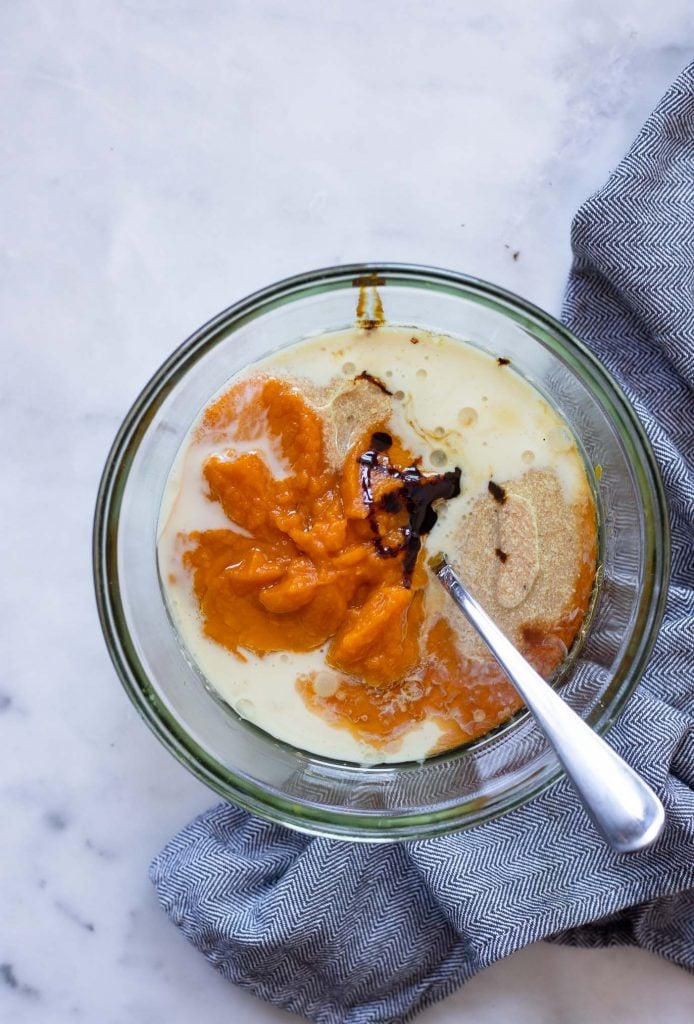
[431,554,665,853]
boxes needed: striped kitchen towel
[151,61,694,1024]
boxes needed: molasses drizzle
[358,432,461,587]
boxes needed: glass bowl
[93,264,669,840]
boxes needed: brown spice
[451,468,597,662]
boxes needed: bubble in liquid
[430,449,447,467]
[458,407,478,428]
[548,426,573,453]
[236,699,256,721]
[342,361,356,375]
[313,672,340,697]
[416,368,427,378]
[521,449,535,465]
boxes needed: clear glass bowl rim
[93,262,670,840]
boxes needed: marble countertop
[2,2,693,1021]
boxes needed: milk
[158,326,591,764]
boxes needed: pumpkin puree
[183,375,589,754]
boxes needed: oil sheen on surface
[158,326,597,764]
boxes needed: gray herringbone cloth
[151,63,694,1023]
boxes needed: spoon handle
[434,557,665,853]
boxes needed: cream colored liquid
[158,326,592,764]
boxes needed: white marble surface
[1,1,693,1021]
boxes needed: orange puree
[183,375,591,755]
[184,376,429,687]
